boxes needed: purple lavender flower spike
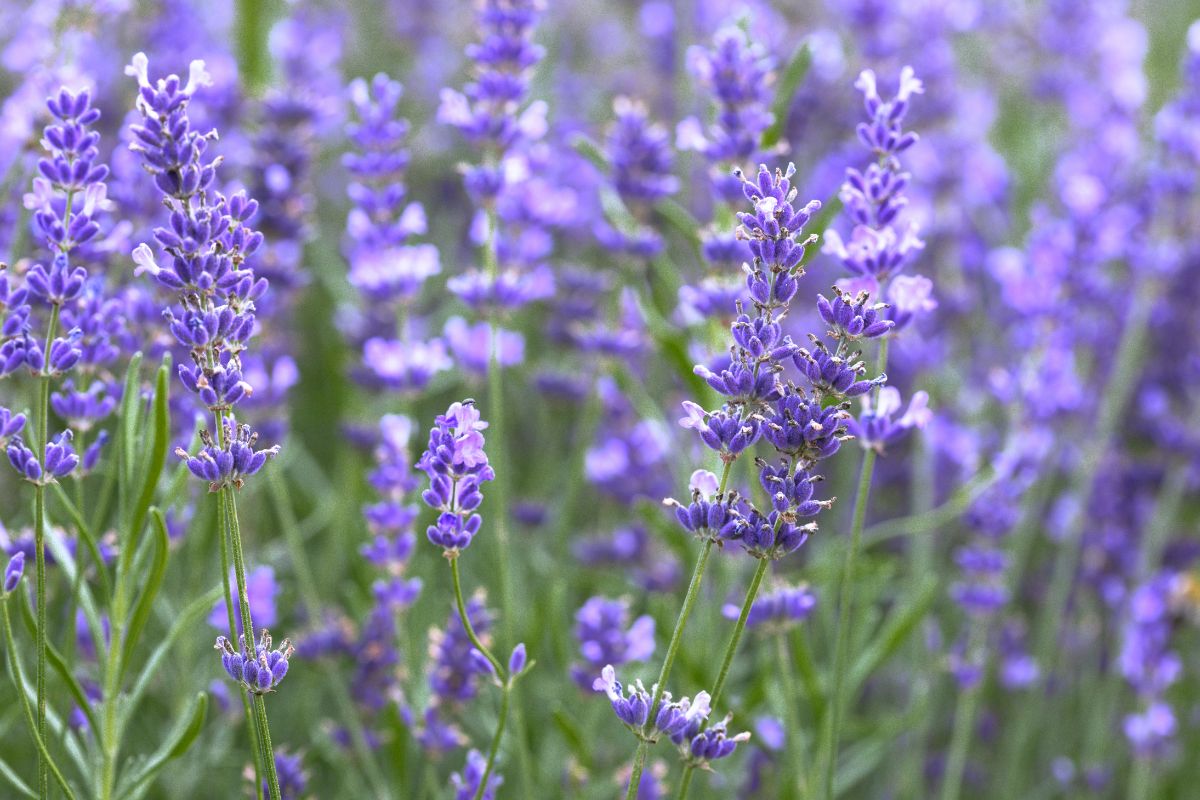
[3,551,24,594]
[126,52,279,482]
[685,717,751,765]
[724,583,817,630]
[451,748,502,800]
[174,418,280,493]
[845,387,932,453]
[571,596,656,688]
[0,407,25,440]
[418,400,496,554]
[215,629,294,695]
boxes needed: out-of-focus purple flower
[724,583,817,630]
[3,551,24,594]
[846,387,931,452]
[451,748,502,800]
[363,336,451,392]
[262,749,307,800]
[443,317,525,374]
[571,596,656,687]
[209,565,280,637]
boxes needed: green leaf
[568,132,609,172]
[798,194,844,271]
[120,692,208,797]
[762,41,813,149]
[126,587,222,714]
[848,577,939,693]
[118,351,145,489]
[119,508,171,685]
[130,356,172,544]
[551,708,591,768]
[41,523,105,667]
[654,197,704,259]
[0,755,36,798]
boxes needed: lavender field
[0,0,1197,798]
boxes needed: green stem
[1128,757,1152,800]
[223,485,281,800]
[1002,277,1160,790]
[775,633,805,800]
[449,557,504,676]
[817,337,889,800]
[938,629,985,800]
[2,600,77,800]
[626,458,736,798]
[34,302,60,798]
[474,682,511,800]
[675,768,694,800]
[627,539,717,800]
[676,557,771,800]
[449,556,511,800]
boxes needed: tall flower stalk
[439,0,549,650]
[1,85,107,796]
[817,66,930,800]
[418,400,528,800]
[125,53,287,800]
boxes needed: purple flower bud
[3,552,25,593]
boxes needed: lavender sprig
[125,52,285,800]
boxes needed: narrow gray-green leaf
[762,41,813,149]
[119,508,171,684]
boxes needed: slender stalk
[223,485,281,800]
[1001,277,1160,790]
[775,633,805,800]
[626,458,735,798]
[675,768,694,800]
[938,629,985,800]
[34,302,60,798]
[817,337,888,800]
[211,416,266,793]
[449,556,510,800]
[475,682,512,800]
[676,557,772,800]
[480,207,515,645]
[449,557,504,676]
[627,540,717,799]
[1128,757,1153,800]
[2,600,77,800]
[709,558,770,710]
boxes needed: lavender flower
[417,400,495,554]
[215,629,294,695]
[25,87,108,257]
[571,596,656,688]
[845,387,931,453]
[683,717,751,765]
[174,418,280,492]
[824,66,932,326]
[451,748,502,800]
[3,551,24,594]
[723,583,817,630]
[593,664,712,742]
[262,749,306,800]
[126,53,278,482]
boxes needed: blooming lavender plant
[126,52,288,800]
